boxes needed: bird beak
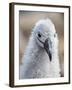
[44,38,52,61]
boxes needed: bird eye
[54,33,56,37]
[38,33,41,38]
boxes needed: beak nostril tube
[44,38,52,61]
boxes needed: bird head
[33,19,58,61]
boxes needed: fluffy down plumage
[20,18,60,79]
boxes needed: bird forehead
[36,24,55,34]
[33,19,56,36]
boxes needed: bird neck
[52,47,59,61]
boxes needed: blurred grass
[19,11,64,77]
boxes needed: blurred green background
[19,11,64,77]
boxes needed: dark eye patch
[54,33,56,37]
[38,33,41,38]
